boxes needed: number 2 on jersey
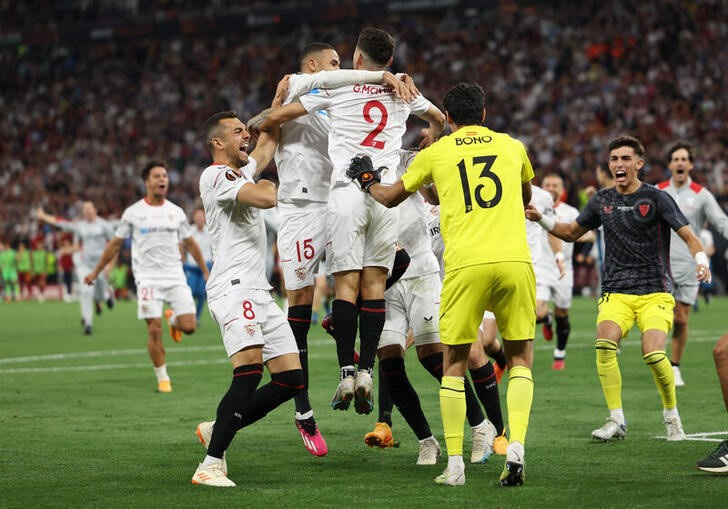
[360,100,388,149]
[457,155,501,213]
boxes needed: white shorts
[136,283,195,320]
[537,284,573,309]
[379,273,441,350]
[326,183,397,274]
[277,202,327,291]
[207,288,298,361]
[671,262,700,305]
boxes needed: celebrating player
[657,141,728,386]
[362,82,536,487]
[37,202,116,334]
[190,110,303,487]
[261,27,444,416]
[526,135,711,443]
[84,161,209,393]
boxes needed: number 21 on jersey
[457,155,501,213]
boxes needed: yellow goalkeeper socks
[506,366,533,445]
[440,376,466,456]
[643,350,676,409]
[595,338,622,410]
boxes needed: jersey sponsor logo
[225,168,242,182]
[429,225,440,237]
[454,135,492,146]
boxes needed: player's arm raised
[525,204,589,243]
[675,225,712,283]
[84,237,123,285]
[415,105,446,149]
[246,122,281,177]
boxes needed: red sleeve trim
[657,181,670,189]
[689,181,704,193]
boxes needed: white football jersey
[58,218,115,267]
[527,185,557,270]
[299,84,433,188]
[553,201,580,285]
[115,199,191,286]
[394,150,440,279]
[427,205,445,280]
[186,225,213,265]
[199,159,271,301]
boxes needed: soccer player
[183,208,213,323]
[696,332,728,473]
[657,141,728,387]
[30,239,48,302]
[0,240,20,301]
[526,135,711,443]
[366,149,497,465]
[37,202,116,334]
[540,173,585,369]
[528,185,565,341]
[261,27,445,416]
[191,110,303,488]
[260,42,416,454]
[16,242,32,299]
[361,82,536,487]
[84,161,209,392]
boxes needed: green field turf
[1,296,726,508]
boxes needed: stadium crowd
[1,0,728,291]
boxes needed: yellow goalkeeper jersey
[401,125,534,271]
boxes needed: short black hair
[141,159,167,181]
[667,140,695,163]
[201,110,238,154]
[299,42,335,68]
[356,27,394,66]
[608,135,645,158]
[442,82,486,126]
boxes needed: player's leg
[467,338,502,460]
[553,305,571,371]
[670,300,692,386]
[535,283,553,341]
[638,293,685,440]
[137,286,170,391]
[696,333,728,472]
[76,265,94,333]
[330,269,360,409]
[591,293,633,441]
[165,284,197,342]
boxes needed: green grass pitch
[1,296,726,507]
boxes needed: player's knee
[271,369,305,399]
[380,356,406,381]
[419,352,443,381]
[713,339,728,364]
[594,339,618,365]
[643,350,667,366]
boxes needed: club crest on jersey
[633,198,656,221]
[638,204,650,217]
[603,205,613,214]
[225,168,242,182]
[245,324,257,336]
[295,267,307,281]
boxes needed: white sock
[447,455,465,471]
[610,408,625,425]
[553,348,566,359]
[663,407,679,420]
[201,455,222,467]
[296,410,314,420]
[154,364,169,382]
[167,310,177,326]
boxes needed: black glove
[346,155,384,192]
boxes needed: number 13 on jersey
[457,155,501,213]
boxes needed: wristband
[695,251,709,266]
[538,215,556,232]
[554,252,565,263]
